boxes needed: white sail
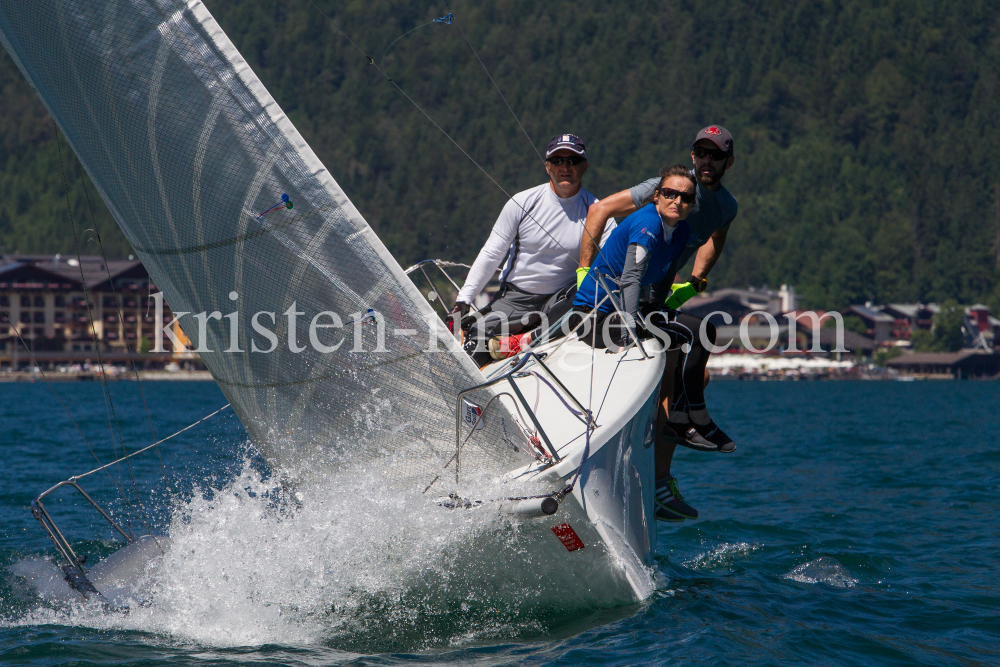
[0,0,527,483]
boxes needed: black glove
[448,301,471,334]
[605,313,635,352]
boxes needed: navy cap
[545,134,587,159]
[692,125,734,155]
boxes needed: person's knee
[703,321,717,346]
[480,313,511,339]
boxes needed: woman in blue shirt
[572,164,735,523]
[574,164,695,340]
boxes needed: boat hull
[491,339,666,601]
[571,388,659,599]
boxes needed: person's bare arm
[580,190,638,267]
[690,226,729,279]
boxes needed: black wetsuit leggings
[571,308,716,415]
[645,310,716,415]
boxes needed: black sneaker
[682,420,736,453]
[654,476,698,521]
[661,422,689,444]
[656,506,686,522]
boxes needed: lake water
[1,379,997,666]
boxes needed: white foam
[783,557,857,588]
[683,542,762,570]
[6,459,626,650]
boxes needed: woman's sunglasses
[656,187,696,204]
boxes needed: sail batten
[0,0,526,482]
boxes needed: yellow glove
[576,266,590,289]
[664,282,698,310]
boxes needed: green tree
[0,0,998,315]
[838,315,867,335]
[910,328,935,352]
[932,301,967,352]
[874,346,903,367]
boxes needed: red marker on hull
[552,523,585,552]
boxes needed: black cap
[692,125,734,155]
[545,134,587,159]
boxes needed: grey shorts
[462,282,576,362]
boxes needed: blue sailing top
[574,203,690,314]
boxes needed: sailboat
[0,0,665,606]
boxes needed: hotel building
[0,254,193,369]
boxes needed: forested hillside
[1,0,999,312]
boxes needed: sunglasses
[692,145,730,161]
[546,156,587,166]
[656,187,696,204]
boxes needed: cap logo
[562,134,571,142]
[706,126,722,136]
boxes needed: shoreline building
[0,254,195,370]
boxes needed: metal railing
[31,480,134,599]
[26,405,227,599]
[408,259,649,483]
[403,259,478,318]
[456,351,597,476]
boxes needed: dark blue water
[1,379,998,665]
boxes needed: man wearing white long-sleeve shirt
[451,134,612,366]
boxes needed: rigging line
[594,349,627,422]
[72,404,232,482]
[53,121,158,542]
[438,1,617,273]
[574,276,599,490]
[444,392,547,471]
[389,83,596,266]
[51,125,135,531]
[304,0,598,272]
[380,21,433,77]
[441,2,543,164]
[362,7,614,491]
[73,146,166,480]
[383,78,579,260]
[0,302,131,502]
[52,125,122,468]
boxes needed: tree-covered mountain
[1,0,999,312]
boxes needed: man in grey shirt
[579,125,737,298]
[576,125,738,524]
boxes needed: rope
[380,17,447,78]
[71,404,232,482]
[303,1,616,275]
[573,276,602,494]
[73,146,167,481]
[438,2,615,270]
[0,302,131,504]
[444,391,550,469]
[54,121,156,543]
[441,2,543,165]
[523,371,589,423]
